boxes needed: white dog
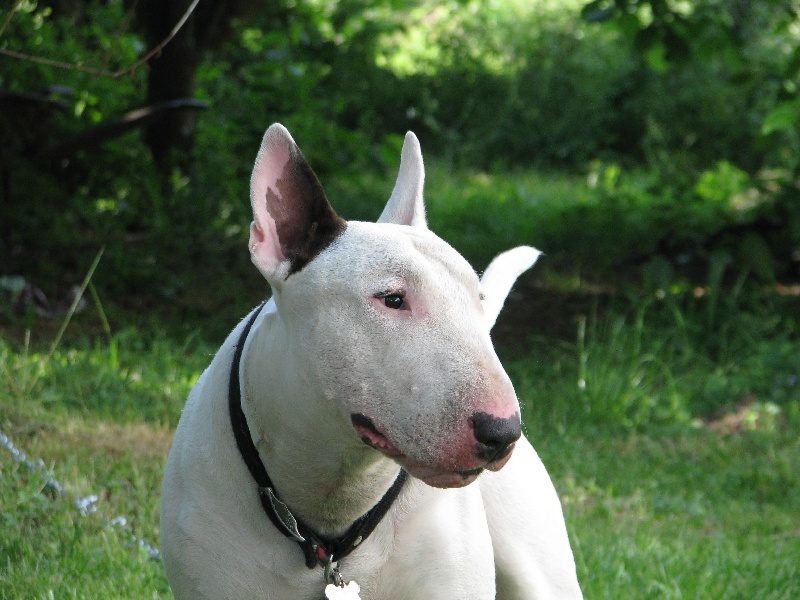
[160,124,583,599]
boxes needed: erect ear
[249,123,346,282]
[377,131,427,228]
[480,246,541,330]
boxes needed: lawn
[2,307,799,599]
[2,164,799,598]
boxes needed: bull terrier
[160,123,583,599]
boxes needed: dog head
[249,124,539,489]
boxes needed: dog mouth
[351,413,404,456]
[350,413,496,488]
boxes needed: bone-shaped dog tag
[324,580,361,599]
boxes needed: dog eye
[383,294,404,310]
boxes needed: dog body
[161,124,583,599]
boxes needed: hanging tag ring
[322,553,362,598]
[323,555,344,588]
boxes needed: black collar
[228,301,408,569]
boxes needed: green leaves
[762,98,800,136]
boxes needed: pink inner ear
[249,129,292,274]
[249,220,284,274]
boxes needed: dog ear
[249,124,346,281]
[480,246,541,330]
[378,131,427,228]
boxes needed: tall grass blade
[28,247,105,392]
[88,280,113,344]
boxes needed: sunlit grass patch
[0,420,171,598]
[1,329,200,596]
[544,431,800,600]
[1,330,210,425]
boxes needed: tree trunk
[137,0,201,174]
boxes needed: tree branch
[0,0,201,79]
[0,0,23,39]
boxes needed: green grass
[2,287,799,598]
[1,159,798,598]
[512,289,800,598]
[1,439,170,598]
[0,327,208,598]
[505,280,800,432]
[328,161,693,278]
[543,431,800,599]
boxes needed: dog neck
[240,301,402,538]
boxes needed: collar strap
[228,302,408,569]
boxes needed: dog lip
[409,466,482,489]
[456,466,484,478]
[484,447,515,472]
[351,413,403,456]
[351,412,379,432]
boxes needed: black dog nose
[471,412,521,463]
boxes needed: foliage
[2,0,800,302]
[576,0,800,280]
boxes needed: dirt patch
[705,397,783,435]
[60,420,175,457]
[492,274,615,349]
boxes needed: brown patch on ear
[267,145,346,276]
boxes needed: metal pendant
[321,556,361,599]
[324,580,361,599]
[260,486,306,542]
